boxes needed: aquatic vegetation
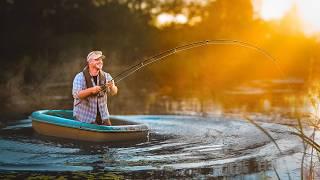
[245,81,320,179]
[298,82,320,179]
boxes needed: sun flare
[256,0,292,20]
[296,0,320,34]
[155,13,188,28]
[253,0,320,35]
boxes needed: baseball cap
[87,51,106,62]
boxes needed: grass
[244,82,320,179]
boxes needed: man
[72,51,118,125]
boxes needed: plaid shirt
[72,71,113,123]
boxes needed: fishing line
[105,40,295,177]
[110,39,285,84]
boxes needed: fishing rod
[109,39,282,84]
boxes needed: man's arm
[73,73,101,100]
[78,86,102,99]
[108,83,118,96]
[105,73,118,96]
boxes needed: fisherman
[72,51,118,125]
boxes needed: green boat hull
[31,110,149,142]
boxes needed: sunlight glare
[253,0,320,35]
[157,13,175,26]
[155,13,188,28]
[175,14,188,24]
[296,0,320,34]
[257,0,292,20]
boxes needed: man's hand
[106,80,115,89]
[98,81,117,95]
[91,86,101,95]
[77,85,102,99]
[107,80,118,96]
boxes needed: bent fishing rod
[79,39,283,106]
[108,39,283,85]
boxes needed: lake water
[1,113,318,179]
[0,79,319,179]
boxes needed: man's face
[89,57,103,70]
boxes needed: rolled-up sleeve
[105,72,113,81]
[72,73,85,100]
[104,73,113,93]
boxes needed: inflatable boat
[30,110,149,142]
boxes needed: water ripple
[0,115,306,178]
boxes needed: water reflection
[135,78,311,122]
[1,78,319,178]
[2,78,309,121]
[118,158,272,179]
[0,114,305,179]
[213,159,271,176]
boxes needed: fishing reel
[98,81,114,97]
[100,83,109,93]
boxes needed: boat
[30,110,149,142]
